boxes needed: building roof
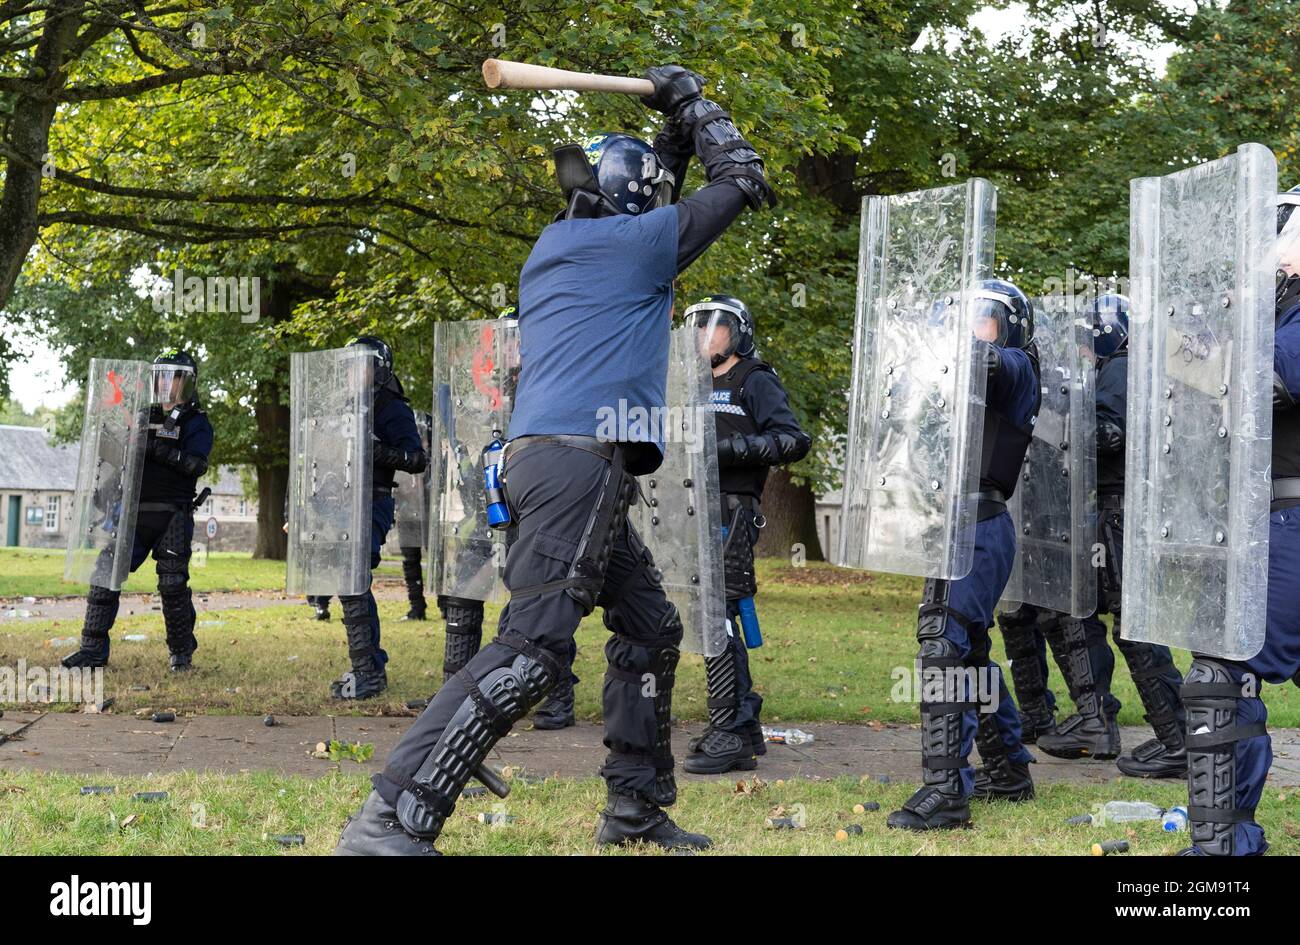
[0,425,79,491]
[0,425,251,497]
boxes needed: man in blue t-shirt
[337,65,775,855]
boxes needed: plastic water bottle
[762,726,814,747]
[1102,800,1164,823]
[1162,806,1189,832]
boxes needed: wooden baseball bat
[481,58,654,96]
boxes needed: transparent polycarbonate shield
[427,320,519,604]
[1123,143,1276,659]
[1001,297,1098,617]
[64,359,151,590]
[630,326,726,657]
[286,347,374,597]
[393,412,431,549]
[835,179,996,579]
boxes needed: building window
[203,498,214,516]
[239,499,248,517]
[45,495,59,532]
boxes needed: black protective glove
[148,436,208,478]
[374,442,428,475]
[640,65,705,115]
[716,430,810,468]
[976,340,1002,380]
[1097,419,1124,454]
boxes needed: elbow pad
[1097,419,1124,455]
[375,443,428,474]
[678,98,775,209]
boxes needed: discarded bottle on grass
[1162,806,1188,832]
[1101,800,1164,823]
[762,726,813,746]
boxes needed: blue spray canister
[482,437,511,529]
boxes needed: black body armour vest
[1275,303,1300,488]
[977,350,1041,504]
[141,406,207,505]
[712,358,777,498]
[1095,349,1128,496]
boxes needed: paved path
[2,712,1297,788]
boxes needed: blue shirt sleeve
[181,413,214,460]
[989,346,1038,429]
[1276,322,1300,401]
[378,398,422,452]
[1096,354,1128,433]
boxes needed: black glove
[1275,371,1296,411]
[374,442,428,475]
[976,340,1002,380]
[149,437,208,478]
[1097,419,1124,454]
[640,65,704,115]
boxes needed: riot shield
[64,359,151,590]
[1123,143,1276,659]
[427,320,519,605]
[286,347,374,597]
[629,326,727,657]
[835,179,996,579]
[393,412,431,549]
[1000,296,1098,617]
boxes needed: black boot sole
[1115,759,1187,779]
[531,716,575,731]
[682,754,758,775]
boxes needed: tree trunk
[253,444,289,559]
[752,469,824,562]
[0,3,77,309]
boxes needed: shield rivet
[940,364,949,374]
[1218,384,1229,397]
[1061,468,1069,477]
[683,478,693,488]
[878,476,886,486]
[1060,385,1068,395]
[1215,530,1225,543]
[1164,415,1172,427]
[944,296,954,305]
[937,398,946,408]
[1165,387,1173,399]
[690,575,700,584]
[648,479,657,488]
[1221,296,1231,309]
[687,506,695,516]
[931,479,941,491]
[888,300,898,310]
[1060,442,1069,451]
[1163,444,1172,454]
[881,409,890,419]
[1167,306,1175,317]
[650,498,658,507]
[1217,426,1228,438]
[1160,525,1170,538]
[651,516,660,526]
[885,366,894,376]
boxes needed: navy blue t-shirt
[508,206,679,474]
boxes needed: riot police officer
[679,295,810,774]
[63,350,213,672]
[328,336,427,701]
[336,64,774,854]
[889,280,1042,831]
[1179,186,1300,854]
[1033,295,1187,778]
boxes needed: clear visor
[970,289,1016,343]
[685,306,740,364]
[151,365,195,407]
[1279,200,1300,278]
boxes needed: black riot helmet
[682,295,756,367]
[970,279,1034,349]
[152,348,198,408]
[347,335,394,388]
[1277,185,1300,310]
[1090,293,1131,359]
[553,133,676,220]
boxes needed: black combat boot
[62,585,118,669]
[330,599,387,700]
[1037,618,1120,759]
[532,671,576,730]
[971,713,1035,802]
[594,791,712,851]
[1115,636,1187,779]
[334,790,441,856]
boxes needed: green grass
[2,559,1298,725]
[2,768,1297,856]
[0,546,287,598]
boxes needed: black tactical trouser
[84,506,197,655]
[377,441,684,810]
[400,545,426,614]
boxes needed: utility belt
[1273,477,1300,513]
[140,486,211,515]
[504,433,618,465]
[975,489,1006,522]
